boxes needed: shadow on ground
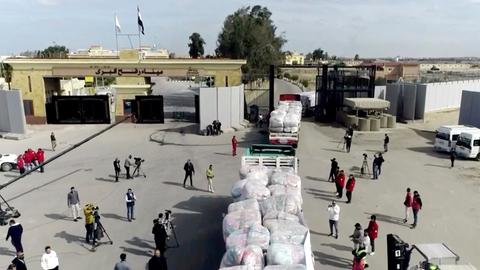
[164,195,232,270]
[364,212,410,227]
[313,250,351,268]
[305,188,339,202]
[101,213,129,222]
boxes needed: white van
[434,125,478,152]
[455,130,480,160]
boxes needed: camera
[363,153,367,158]
[164,209,172,221]
[134,157,144,165]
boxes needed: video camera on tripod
[132,157,146,178]
[159,209,179,248]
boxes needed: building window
[23,100,34,116]
[28,76,32,92]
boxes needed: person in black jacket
[148,249,168,270]
[11,251,27,270]
[328,158,338,182]
[113,158,121,182]
[183,160,195,188]
[152,219,168,256]
[6,219,23,252]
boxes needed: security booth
[340,97,393,131]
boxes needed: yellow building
[283,52,305,65]
[5,49,245,124]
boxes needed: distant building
[69,45,169,59]
[364,61,420,83]
[283,52,305,65]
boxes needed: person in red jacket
[231,136,238,156]
[403,188,413,223]
[16,155,25,175]
[22,151,32,171]
[411,191,423,229]
[28,148,37,168]
[366,215,379,255]
[335,170,346,198]
[37,148,45,173]
[346,174,356,203]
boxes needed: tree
[41,45,69,58]
[312,48,324,61]
[354,54,360,60]
[0,63,13,90]
[291,74,299,81]
[283,72,291,79]
[216,5,286,78]
[188,32,206,59]
[300,79,309,88]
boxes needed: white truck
[269,94,302,148]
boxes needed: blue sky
[2,0,480,58]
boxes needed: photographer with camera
[124,155,133,179]
[132,157,146,178]
[83,203,96,246]
[152,218,167,255]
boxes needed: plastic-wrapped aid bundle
[240,165,270,180]
[239,180,271,201]
[263,211,300,224]
[264,265,306,270]
[228,198,260,213]
[232,179,249,199]
[220,266,255,270]
[220,245,265,270]
[270,171,302,188]
[260,195,302,217]
[246,171,269,186]
[263,219,308,245]
[223,209,262,240]
[268,185,302,204]
[266,243,306,266]
[225,224,270,251]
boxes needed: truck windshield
[456,136,471,149]
[435,132,450,141]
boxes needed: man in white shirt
[41,246,59,270]
[327,200,340,239]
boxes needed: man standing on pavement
[327,200,340,239]
[346,174,356,204]
[40,246,59,270]
[328,158,338,182]
[114,253,131,270]
[83,204,95,245]
[6,219,23,252]
[411,191,423,229]
[148,249,168,270]
[206,164,215,193]
[125,189,136,221]
[67,187,81,222]
[124,155,133,179]
[152,219,167,255]
[384,134,390,152]
[345,135,352,153]
[350,223,363,249]
[37,148,45,173]
[450,148,456,168]
[366,215,379,255]
[335,170,346,199]
[113,158,121,182]
[232,136,238,156]
[50,132,57,151]
[403,188,413,223]
[183,160,195,188]
[11,251,27,270]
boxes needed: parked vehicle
[0,153,18,171]
[434,125,478,152]
[269,94,302,148]
[455,129,480,160]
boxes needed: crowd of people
[16,148,45,174]
[329,129,424,269]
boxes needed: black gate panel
[194,95,200,123]
[48,96,110,124]
[136,96,164,123]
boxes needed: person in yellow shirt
[206,165,214,193]
[83,204,95,245]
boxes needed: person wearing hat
[350,223,363,249]
[327,200,340,239]
[328,158,338,182]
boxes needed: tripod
[163,219,179,249]
[132,163,146,178]
[337,137,346,150]
[91,221,113,250]
[361,158,370,176]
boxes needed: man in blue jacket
[6,219,23,252]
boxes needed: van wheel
[476,154,480,161]
[1,163,13,172]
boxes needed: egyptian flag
[137,6,145,35]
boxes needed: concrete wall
[459,90,480,128]
[0,90,26,134]
[199,85,244,131]
[402,84,417,120]
[386,84,402,117]
[423,80,480,112]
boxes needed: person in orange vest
[16,155,25,175]
[37,148,45,173]
[231,136,238,156]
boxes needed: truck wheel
[1,163,13,172]
[476,154,480,161]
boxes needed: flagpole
[114,13,119,56]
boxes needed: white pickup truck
[0,153,18,172]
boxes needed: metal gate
[48,95,110,124]
[135,96,164,123]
